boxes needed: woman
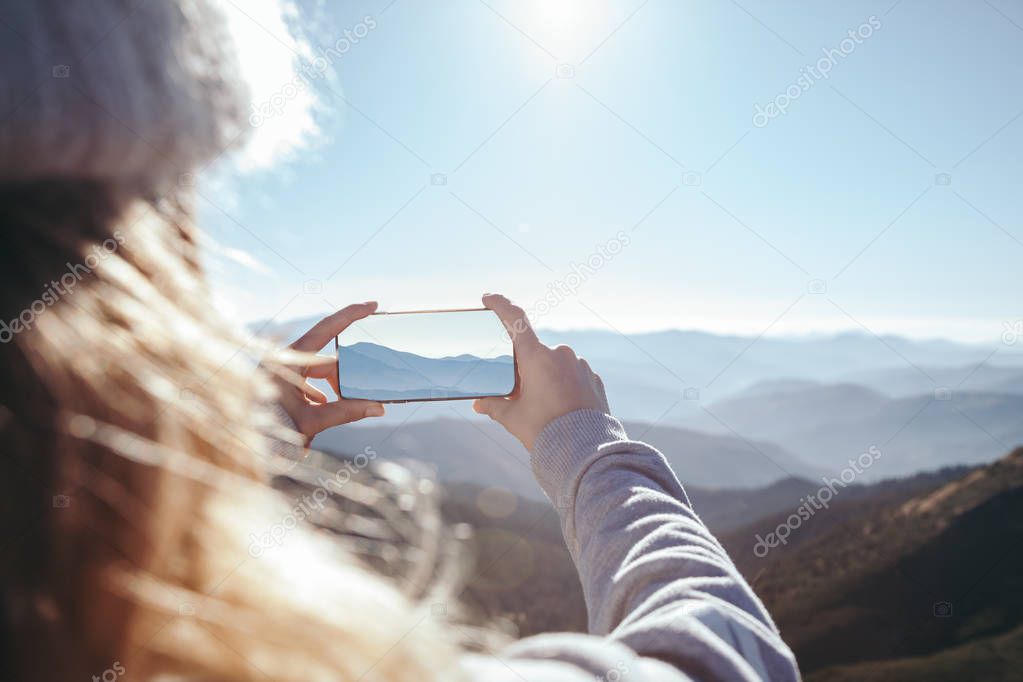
[0,1,799,680]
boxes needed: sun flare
[522,0,610,58]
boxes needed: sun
[530,0,582,29]
[521,0,610,58]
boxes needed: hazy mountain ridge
[695,382,1023,478]
[840,363,1023,398]
[538,328,1023,404]
[694,381,890,442]
[258,315,1023,413]
[339,341,514,398]
[621,420,828,488]
[346,341,512,366]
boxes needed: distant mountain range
[338,341,514,399]
[840,363,1023,398]
[261,316,1023,406]
[264,315,1022,481]
[690,381,1023,479]
[537,328,1023,411]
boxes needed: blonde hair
[0,2,463,680]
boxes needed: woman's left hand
[274,301,385,442]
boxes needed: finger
[579,359,609,411]
[554,344,577,360]
[269,362,330,403]
[583,361,609,412]
[305,354,341,396]
[482,294,540,352]
[303,355,336,378]
[302,382,328,404]
[596,376,610,413]
[302,400,385,435]
[291,302,378,352]
[473,396,512,424]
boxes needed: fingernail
[366,404,385,417]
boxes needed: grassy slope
[743,449,1023,675]
[808,624,1023,682]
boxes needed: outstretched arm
[468,295,800,681]
[524,409,799,680]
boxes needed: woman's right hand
[273,302,386,443]
[473,294,610,451]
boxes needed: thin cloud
[216,0,327,171]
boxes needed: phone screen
[335,308,516,402]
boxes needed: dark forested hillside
[732,448,1023,678]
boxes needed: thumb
[303,400,385,436]
[473,397,513,425]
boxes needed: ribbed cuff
[268,400,298,432]
[530,409,629,501]
[265,400,306,459]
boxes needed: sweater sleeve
[463,409,800,682]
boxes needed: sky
[340,309,513,358]
[199,0,1023,344]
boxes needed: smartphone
[334,307,517,403]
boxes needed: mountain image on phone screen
[337,309,515,402]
